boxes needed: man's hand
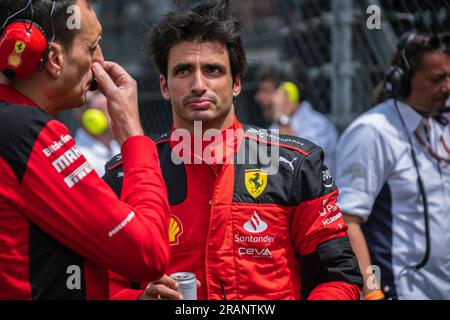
[138,274,202,300]
[92,61,143,144]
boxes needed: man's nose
[191,71,207,95]
[93,46,105,65]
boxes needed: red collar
[169,117,244,165]
[0,84,38,107]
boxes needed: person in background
[255,62,338,173]
[336,33,450,300]
[75,92,120,176]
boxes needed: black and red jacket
[0,84,170,299]
[104,118,363,300]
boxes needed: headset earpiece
[0,20,49,79]
[384,32,417,98]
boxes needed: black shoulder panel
[157,141,187,205]
[243,125,319,155]
[150,130,171,143]
[233,125,327,205]
[102,154,124,197]
[0,103,52,183]
[103,139,188,206]
[292,147,337,203]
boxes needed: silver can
[170,272,197,300]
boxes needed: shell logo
[169,214,183,246]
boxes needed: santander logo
[244,211,268,234]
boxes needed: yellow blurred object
[280,81,300,104]
[82,108,108,136]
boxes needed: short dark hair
[255,60,309,102]
[147,0,246,81]
[0,0,96,49]
[255,64,283,86]
[392,33,450,76]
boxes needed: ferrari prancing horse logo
[245,169,268,198]
[15,41,26,53]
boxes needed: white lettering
[108,211,136,238]
[234,234,275,243]
[63,161,94,188]
[42,135,72,157]
[238,247,272,258]
[366,5,381,30]
[366,265,382,290]
[66,265,81,290]
[322,212,342,226]
[66,5,81,30]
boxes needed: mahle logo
[169,214,183,246]
[244,211,268,234]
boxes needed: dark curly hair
[147,0,246,82]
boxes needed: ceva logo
[244,211,268,234]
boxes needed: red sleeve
[292,189,347,256]
[19,120,170,281]
[290,148,363,299]
[109,271,143,300]
[307,282,361,300]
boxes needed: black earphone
[384,32,431,274]
[384,32,417,99]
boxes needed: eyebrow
[204,63,225,69]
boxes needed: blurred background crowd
[61,0,450,139]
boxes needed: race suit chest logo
[322,169,334,188]
[244,210,267,233]
[169,214,183,246]
[42,135,94,188]
[237,211,273,259]
[245,169,268,198]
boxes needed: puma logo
[279,156,298,170]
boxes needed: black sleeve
[300,236,363,299]
[102,154,124,197]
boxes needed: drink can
[170,272,197,300]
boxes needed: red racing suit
[0,84,170,299]
[104,118,363,300]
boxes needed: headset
[0,0,56,79]
[279,81,300,105]
[0,0,98,90]
[384,32,431,283]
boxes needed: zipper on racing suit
[220,281,227,300]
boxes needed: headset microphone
[89,78,98,91]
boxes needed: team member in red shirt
[104,0,363,300]
[0,0,170,299]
